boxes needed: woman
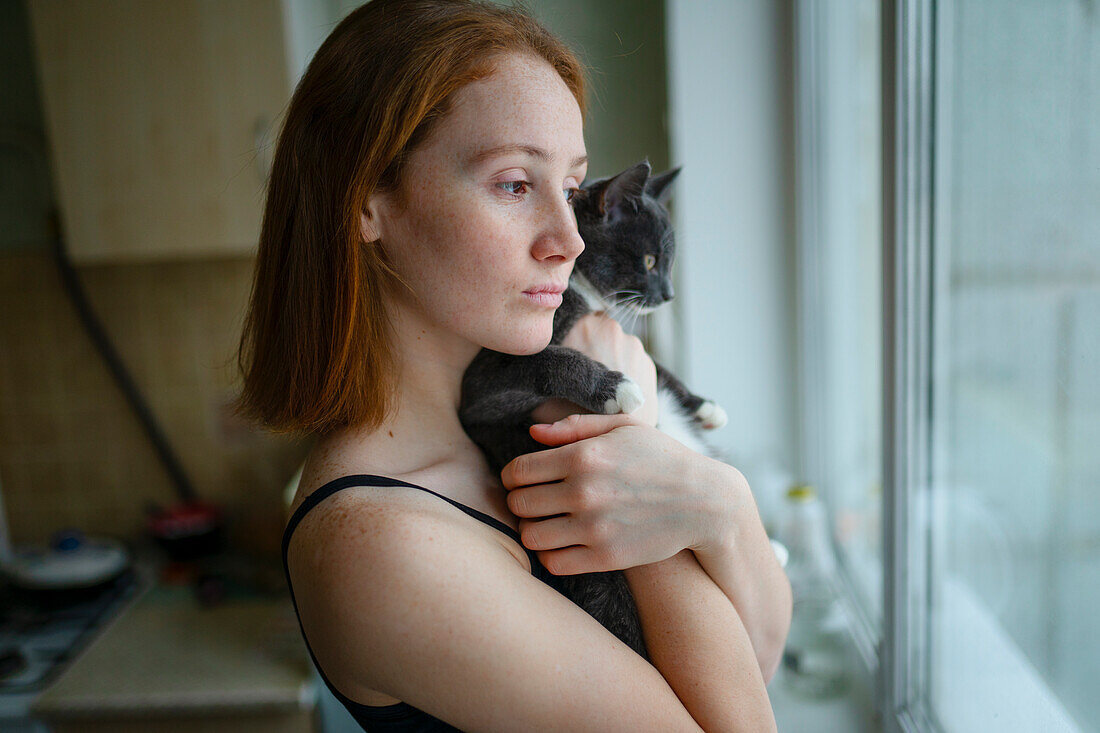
[237,1,791,730]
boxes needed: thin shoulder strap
[281,473,563,650]
[282,474,521,547]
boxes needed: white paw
[604,378,645,414]
[694,400,728,429]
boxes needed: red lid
[146,502,222,539]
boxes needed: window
[800,0,1100,730]
[925,0,1099,729]
[794,0,884,668]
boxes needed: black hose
[48,210,197,504]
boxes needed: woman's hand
[500,412,731,575]
[531,312,659,428]
[507,401,794,682]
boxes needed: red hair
[235,0,586,436]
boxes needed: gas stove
[0,569,142,730]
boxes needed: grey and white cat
[459,160,728,660]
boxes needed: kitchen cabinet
[27,0,292,262]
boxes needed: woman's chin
[509,339,552,356]
[489,329,553,356]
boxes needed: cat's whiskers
[608,290,648,336]
[621,293,644,334]
[606,291,633,324]
[634,300,652,334]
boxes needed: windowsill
[770,616,880,733]
[932,576,1083,732]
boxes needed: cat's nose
[663,282,675,301]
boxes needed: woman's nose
[531,194,585,262]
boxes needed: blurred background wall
[0,0,797,564]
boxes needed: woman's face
[364,53,588,357]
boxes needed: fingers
[514,516,609,574]
[537,544,619,575]
[505,481,570,519]
[502,413,638,488]
[516,515,579,550]
[500,445,567,489]
[537,545,594,575]
[529,412,640,446]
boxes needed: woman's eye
[497,181,530,196]
[564,187,581,204]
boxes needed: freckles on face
[377,54,586,354]
[388,162,512,316]
[396,196,541,354]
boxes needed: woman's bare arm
[624,549,777,733]
[686,460,793,684]
[537,313,792,681]
[504,409,781,729]
[522,410,792,683]
[289,490,709,732]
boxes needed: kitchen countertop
[29,572,315,724]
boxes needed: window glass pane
[802,0,883,629]
[929,1,1100,730]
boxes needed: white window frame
[881,0,936,726]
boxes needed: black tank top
[281,474,561,732]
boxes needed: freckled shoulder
[292,427,531,561]
[289,457,533,577]
[284,473,534,707]
[304,482,524,561]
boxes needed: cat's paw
[694,400,728,430]
[603,377,645,415]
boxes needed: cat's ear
[645,166,681,205]
[597,160,651,220]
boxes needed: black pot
[146,501,225,562]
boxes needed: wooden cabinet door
[28,0,291,262]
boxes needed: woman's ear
[360,210,381,243]
[360,197,385,243]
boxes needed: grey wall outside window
[928,0,1100,729]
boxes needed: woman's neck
[331,301,486,477]
[393,298,481,412]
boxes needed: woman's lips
[523,290,564,307]
[523,281,567,308]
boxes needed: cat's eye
[644,254,657,271]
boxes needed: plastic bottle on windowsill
[778,484,850,699]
